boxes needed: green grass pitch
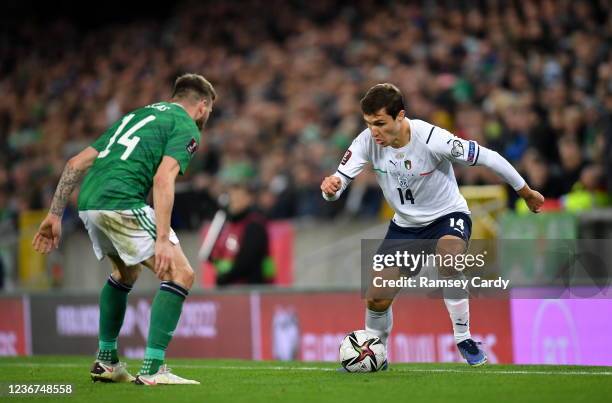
[1,356,611,403]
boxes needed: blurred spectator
[563,164,610,211]
[0,0,610,229]
[0,187,18,290]
[522,149,565,199]
[209,181,274,286]
[557,135,588,194]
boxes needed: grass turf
[0,356,611,403]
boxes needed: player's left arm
[152,156,180,279]
[155,124,199,278]
[427,126,545,213]
[32,146,99,253]
[475,147,544,213]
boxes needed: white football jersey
[333,119,481,227]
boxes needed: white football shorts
[78,206,179,266]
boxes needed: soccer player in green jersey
[32,73,216,385]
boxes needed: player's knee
[366,298,393,312]
[436,235,466,255]
[437,265,457,278]
[172,264,194,290]
[184,266,195,289]
[112,266,141,286]
[436,235,466,277]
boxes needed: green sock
[97,275,132,364]
[141,352,165,376]
[140,281,188,375]
[97,345,119,363]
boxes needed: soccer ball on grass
[339,330,387,372]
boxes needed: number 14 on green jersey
[98,114,157,160]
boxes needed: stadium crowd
[1,0,611,231]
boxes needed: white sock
[365,306,393,346]
[444,298,471,344]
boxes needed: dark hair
[360,83,405,119]
[172,73,217,103]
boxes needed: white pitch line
[0,362,611,376]
[176,365,612,376]
[390,368,612,376]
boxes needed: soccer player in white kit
[321,83,544,366]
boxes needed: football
[339,330,387,372]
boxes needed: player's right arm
[321,132,370,201]
[32,146,99,254]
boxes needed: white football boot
[90,360,136,383]
[134,364,200,386]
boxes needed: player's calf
[365,299,394,347]
[137,280,189,377]
[366,298,393,312]
[137,244,194,378]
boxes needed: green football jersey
[78,102,200,211]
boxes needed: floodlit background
[1,0,611,365]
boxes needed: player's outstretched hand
[32,214,62,254]
[517,185,545,213]
[154,239,176,281]
[321,175,341,197]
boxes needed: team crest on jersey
[186,138,198,155]
[397,175,410,189]
[451,140,464,158]
[341,150,352,165]
[391,170,411,189]
[404,160,411,170]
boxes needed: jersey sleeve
[425,122,526,190]
[474,146,526,191]
[323,132,370,201]
[337,133,370,179]
[164,121,200,175]
[425,125,481,166]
